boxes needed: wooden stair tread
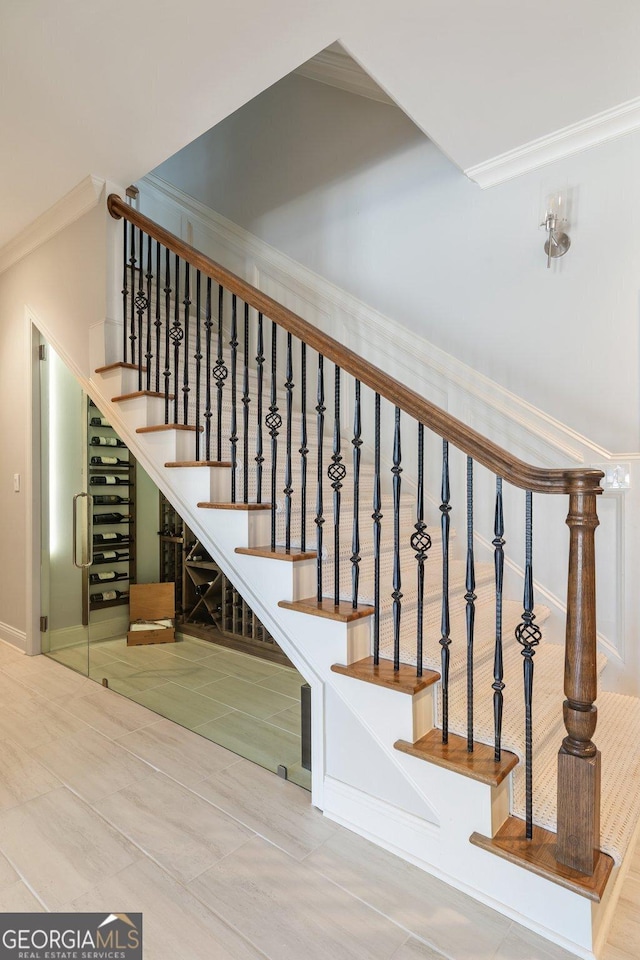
[112,390,174,401]
[95,362,147,373]
[166,461,232,468]
[235,546,317,561]
[278,596,375,622]
[136,424,203,433]
[331,656,439,694]
[470,816,613,902]
[198,501,272,511]
[394,728,518,786]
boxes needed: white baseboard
[0,622,27,653]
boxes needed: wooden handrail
[108,193,603,497]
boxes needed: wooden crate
[127,582,176,645]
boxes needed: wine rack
[86,399,137,613]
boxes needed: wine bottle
[90,589,128,603]
[91,475,129,486]
[90,455,128,466]
[93,512,131,525]
[89,570,128,584]
[93,494,131,505]
[93,550,130,562]
[195,581,214,597]
[90,416,111,427]
[90,436,126,447]
[93,531,124,543]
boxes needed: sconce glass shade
[541,191,570,266]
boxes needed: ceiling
[1,0,640,255]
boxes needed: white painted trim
[465,95,640,188]
[295,45,395,106]
[0,622,27,653]
[0,176,105,276]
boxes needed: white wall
[153,73,640,454]
[0,201,106,645]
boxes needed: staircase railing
[108,192,604,878]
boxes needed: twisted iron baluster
[351,379,362,609]
[163,248,171,424]
[267,322,281,550]
[145,234,153,393]
[329,366,346,604]
[411,423,432,677]
[440,440,451,742]
[493,476,505,760]
[128,221,136,367]
[214,286,227,461]
[204,278,213,460]
[121,218,128,363]
[284,332,294,550]
[229,294,238,500]
[391,406,403,671]
[372,393,382,664]
[300,343,308,551]
[465,456,477,752]
[182,262,191,426]
[255,313,264,502]
[242,302,251,502]
[154,240,161,393]
[516,490,542,840]
[171,254,181,426]
[194,271,202,461]
[136,227,146,392]
[315,355,325,601]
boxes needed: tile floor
[0,641,638,960]
[47,633,310,789]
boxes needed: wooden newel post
[556,485,601,875]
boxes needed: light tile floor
[47,633,310,788]
[1,642,638,960]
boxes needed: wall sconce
[540,191,570,268]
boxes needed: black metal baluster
[372,393,382,664]
[440,440,451,742]
[315,355,325,601]
[242,303,251,502]
[204,279,213,460]
[284,333,294,550]
[182,262,191,426]
[329,367,346,604]
[154,240,161,393]
[411,423,432,677]
[136,227,145,391]
[391,406,403,671]
[516,491,542,840]
[465,456,477,752]
[194,271,202,461]
[229,294,238,500]
[145,234,152,393]
[171,254,181,426]
[122,219,128,363]
[163,249,171,424]
[351,380,362,608]
[213,286,227,461]
[129,221,136,367]
[267,322,281,549]
[300,343,308,550]
[255,313,264,502]
[493,477,505,760]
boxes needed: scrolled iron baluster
[329,366,346,604]
[145,234,153,393]
[154,240,161,393]
[170,254,182,426]
[163,248,171,424]
[493,476,506,761]
[410,423,432,677]
[194,270,202,461]
[516,490,542,840]
[135,227,147,392]
[266,321,281,550]
[242,302,251,502]
[284,332,294,550]
[465,456,477,752]
[122,218,129,363]
[440,440,451,742]
[229,294,238,500]
[129,221,136,367]
[351,379,362,609]
[182,262,191,426]
[315,355,325,601]
[213,285,227,461]
[255,313,264,502]
[203,278,213,460]
[391,406,403,671]
[372,393,382,664]
[299,342,308,551]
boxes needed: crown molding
[0,175,105,275]
[465,95,640,189]
[295,46,394,106]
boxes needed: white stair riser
[114,395,166,429]
[236,554,316,604]
[331,672,434,744]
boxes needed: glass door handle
[72,492,94,569]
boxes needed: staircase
[86,193,640,958]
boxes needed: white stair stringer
[89,367,621,960]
